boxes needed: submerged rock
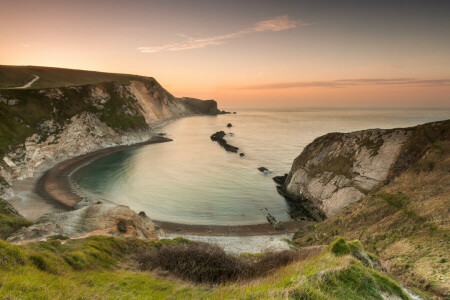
[258,167,272,174]
[210,131,239,153]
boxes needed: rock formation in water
[7,203,159,244]
[210,131,239,153]
[0,66,220,198]
[278,120,449,219]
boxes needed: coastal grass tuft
[330,238,351,256]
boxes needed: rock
[273,174,288,185]
[239,153,245,157]
[210,131,239,153]
[261,239,291,253]
[258,167,271,174]
[117,220,127,232]
[233,112,236,114]
[227,123,232,128]
[7,204,159,244]
[3,157,16,168]
[280,127,412,217]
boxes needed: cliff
[279,120,449,219]
[0,66,220,197]
[282,120,449,298]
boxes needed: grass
[0,236,411,299]
[0,65,145,89]
[0,198,31,239]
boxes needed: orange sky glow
[1,0,449,108]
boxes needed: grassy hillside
[293,122,450,298]
[0,198,31,239]
[0,235,417,299]
[0,65,145,89]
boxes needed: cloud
[21,44,31,48]
[237,78,450,89]
[137,15,304,53]
[356,64,402,71]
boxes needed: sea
[72,108,450,226]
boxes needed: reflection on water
[73,108,450,225]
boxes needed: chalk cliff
[278,120,449,219]
[0,68,220,197]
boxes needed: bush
[331,238,351,256]
[139,242,312,284]
[140,242,247,283]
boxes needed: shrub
[139,242,314,284]
[140,242,247,283]
[330,238,351,256]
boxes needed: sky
[1,0,449,108]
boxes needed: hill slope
[0,65,144,89]
[0,235,418,299]
[281,120,450,298]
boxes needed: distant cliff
[0,66,220,196]
[278,120,450,219]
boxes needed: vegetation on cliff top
[0,65,144,89]
[0,198,31,239]
[0,235,413,299]
[293,120,450,298]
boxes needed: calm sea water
[73,108,449,225]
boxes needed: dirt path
[13,74,40,89]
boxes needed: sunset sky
[1,0,449,107]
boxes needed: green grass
[0,236,412,299]
[0,198,31,239]
[330,238,351,256]
[0,65,146,89]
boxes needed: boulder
[7,203,158,244]
[227,123,232,128]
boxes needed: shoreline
[33,131,310,236]
[34,136,173,208]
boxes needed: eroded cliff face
[280,125,426,219]
[0,77,219,197]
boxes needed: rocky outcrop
[279,126,415,218]
[210,131,239,153]
[7,203,158,244]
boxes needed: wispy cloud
[237,78,450,89]
[21,44,31,48]
[356,64,402,71]
[137,15,304,53]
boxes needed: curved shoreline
[35,136,310,236]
